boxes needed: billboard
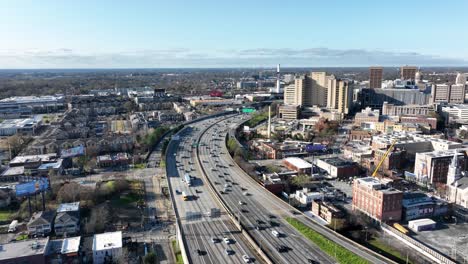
[16,179,49,197]
[61,145,85,158]
[306,144,327,153]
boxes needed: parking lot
[413,222,468,262]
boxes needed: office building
[312,201,346,229]
[401,66,418,80]
[369,66,383,88]
[382,102,434,116]
[310,72,328,106]
[431,83,466,104]
[352,177,403,222]
[442,104,468,123]
[283,78,305,106]
[360,88,431,109]
[0,95,65,118]
[372,132,462,156]
[413,149,467,186]
[354,107,380,126]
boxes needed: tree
[291,174,311,188]
[143,252,156,264]
[57,182,82,203]
[85,203,111,233]
[124,101,137,113]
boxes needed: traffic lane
[199,121,332,264]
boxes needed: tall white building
[455,72,467,85]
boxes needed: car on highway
[175,189,181,195]
[256,219,265,225]
[277,245,290,253]
[242,255,251,263]
[214,181,220,185]
[240,209,249,213]
[242,192,249,196]
[223,237,232,244]
[225,249,234,255]
[272,230,281,237]
[238,201,244,205]
[211,237,220,243]
[270,220,279,227]
[268,214,276,219]
[195,249,206,256]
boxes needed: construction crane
[371,139,397,177]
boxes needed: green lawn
[368,239,412,264]
[16,234,28,241]
[133,163,146,169]
[286,217,369,264]
[0,210,13,222]
[171,240,183,264]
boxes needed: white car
[272,230,280,237]
[242,255,251,263]
[238,201,244,205]
[223,237,231,244]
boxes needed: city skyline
[1,0,468,68]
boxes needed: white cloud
[0,48,466,68]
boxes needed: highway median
[285,217,370,264]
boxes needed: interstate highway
[166,116,261,264]
[196,116,334,264]
[196,114,392,264]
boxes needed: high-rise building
[352,177,403,222]
[283,72,329,107]
[327,76,353,114]
[401,66,418,80]
[369,66,383,89]
[455,72,467,85]
[310,72,328,106]
[431,83,466,104]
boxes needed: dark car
[270,220,279,227]
[277,245,289,253]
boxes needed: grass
[16,234,28,241]
[115,193,141,206]
[286,217,370,264]
[0,210,13,222]
[160,159,166,168]
[133,163,146,169]
[368,239,412,264]
[171,240,183,264]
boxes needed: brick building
[352,177,403,222]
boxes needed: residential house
[28,211,55,236]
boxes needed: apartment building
[352,177,403,222]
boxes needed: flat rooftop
[93,231,122,251]
[0,237,49,260]
[57,202,80,213]
[284,157,312,169]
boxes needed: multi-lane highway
[196,114,392,264]
[196,116,334,264]
[165,115,260,264]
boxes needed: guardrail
[194,115,274,264]
[381,223,457,264]
[225,116,396,264]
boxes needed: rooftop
[284,157,312,169]
[408,218,436,225]
[0,237,49,260]
[320,157,356,167]
[61,236,81,254]
[57,202,80,213]
[10,153,57,165]
[93,231,122,251]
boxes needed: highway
[196,114,392,264]
[165,116,261,264]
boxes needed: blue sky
[1,0,468,68]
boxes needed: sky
[1,0,468,68]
